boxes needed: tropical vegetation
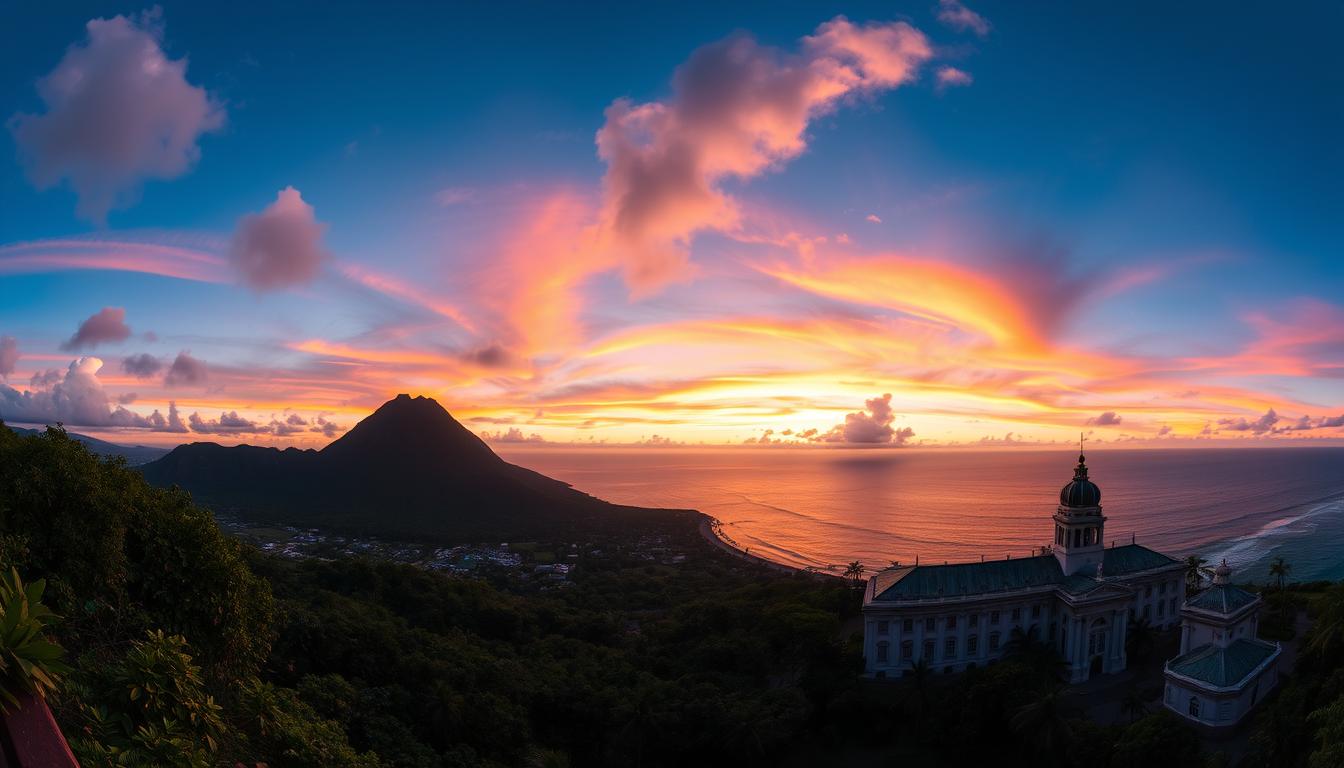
[5,424,1344,766]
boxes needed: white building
[1163,560,1280,727]
[862,452,1186,683]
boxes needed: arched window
[1188,696,1200,717]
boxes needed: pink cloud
[865,213,883,223]
[8,9,224,222]
[0,336,17,379]
[816,393,916,444]
[163,351,208,387]
[61,307,132,350]
[595,16,932,294]
[936,66,974,90]
[0,238,229,283]
[230,187,328,291]
[936,0,991,37]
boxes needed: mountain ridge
[140,394,684,541]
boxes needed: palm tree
[1011,686,1073,761]
[844,560,866,585]
[906,657,932,718]
[1121,685,1149,724]
[1269,557,1292,591]
[1183,554,1212,595]
[1005,626,1067,678]
[1126,616,1155,664]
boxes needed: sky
[0,1,1341,448]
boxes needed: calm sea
[497,447,1344,584]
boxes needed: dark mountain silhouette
[6,424,170,465]
[140,394,684,541]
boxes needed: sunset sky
[1,2,1341,448]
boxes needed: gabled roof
[869,543,1180,603]
[1167,638,1278,688]
[1102,544,1180,575]
[870,555,1063,601]
[1186,584,1260,615]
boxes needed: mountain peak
[320,394,501,470]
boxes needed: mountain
[6,425,170,465]
[140,394,683,541]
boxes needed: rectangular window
[877,620,889,636]
[1145,585,1153,598]
[1143,605,1151,620]
[1031,604,1041,619]
[876,642,889,663]
[967,635,979,654]
[903,618,913,633]
[945,637,956,658]
[1158,601,1165,617]
[1170,597,1178,613]
[1011,608,1021,622]
[901,640,912,661]
[969,613,979,628]
[989,632,1000,651]
[923,640,934,661]
[1160,582,1167,594]
[926,617,936,632]
[946,615,957,630]
[990,611,1000,625]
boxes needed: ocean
[497,446,1344,584]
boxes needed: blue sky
[1,2,1341,446]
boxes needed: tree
[1005,626,1066,678]
[1270,557,1293,591]
[1182,555,1211,595]
[1112,710,1202,767]
[843,561,866,585]
[1126,616,1155,665]
[1010,687,1073,762]
[1121,685,1150,724]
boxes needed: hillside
[140,394,686,541]
[6,424,170,465]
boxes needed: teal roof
[870,543,1179,602]
[1187,584,1260,615]
[871,555,1063,601]
[1101,544,1180,575]
[1061,573,1105,595]
[1168,638,1278,688]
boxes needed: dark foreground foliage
[6,424,1344,766]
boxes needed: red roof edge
[1,691,79,767]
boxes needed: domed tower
[1053,451,1107,576]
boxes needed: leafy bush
[67,630,225,768]
[0,567,69,710]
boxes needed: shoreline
[696,513,839,579]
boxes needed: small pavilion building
[1163,560,1280,728]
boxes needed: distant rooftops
[868,544,1180,603]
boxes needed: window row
[875,605,1044,636]
[875,631,1005,664]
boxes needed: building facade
[862,452,1186,683]
[1163,560,1280,727]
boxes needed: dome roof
[1059,453,1102,507]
